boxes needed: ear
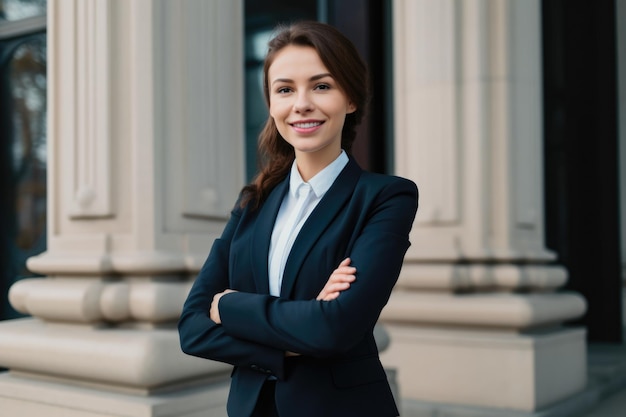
[347,102,357,114]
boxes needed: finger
[323,292,340,301]
[316,287,329,300]
[317,283,346,299]
[329,273,355,283]
[338,257,351,267]
[327,282,352,292]
[317,280,352,300]
[333,269,357,278]
[334,265,357,274]
[317,290,334,301]
[328,273,356,283]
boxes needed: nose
[293,91,313,113]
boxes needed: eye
[314,83,331,91]
[276,86,292,94]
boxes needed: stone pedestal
[0,372,229,417]
[385,0,587,412]
[0,1,244,415]
[381,325,585,411]
[380,292,587,411]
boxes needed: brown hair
[240,21,369,209]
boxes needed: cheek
[321,95,350,116]
[269,102,287,121]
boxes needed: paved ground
[576,342,626,417]
[581,388,626,417]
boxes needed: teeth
[293,122,322,128]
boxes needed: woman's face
[268,45,356,162]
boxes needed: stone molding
[382,292,586,329]
[396,264,568,291]
[10,278,193,323]
[0,319,230,389]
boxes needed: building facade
[0,0,624,416]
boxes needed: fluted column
[0,1,243,416]
[381,0,587,412]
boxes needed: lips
[290,121,324,128]
[289,119,325,134]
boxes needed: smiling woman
[178,21,418,417]
[268,45,356,180]
[241,21,368,210]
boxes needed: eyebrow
[271,73,333,86]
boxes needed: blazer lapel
[250,177,289,294]
[280,158,362,298]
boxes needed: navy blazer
[178,157,418,417]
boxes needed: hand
[209,289,236,324]
[316,258,356,301]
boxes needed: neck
[295,148,342,182]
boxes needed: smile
[291,121,323,129]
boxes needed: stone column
[0,1,244,416]
[381,0,587,412]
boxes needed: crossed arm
[178,179,417,378]
[210,257,357,325]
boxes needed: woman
[178,21,418,417]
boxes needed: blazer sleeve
[218,178,418,357]
[178,202,286,378]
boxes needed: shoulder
[348,172,419,223]
[358,171,418,200]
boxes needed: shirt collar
[289,150,349,199]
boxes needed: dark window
[0,2,46,320]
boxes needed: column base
[380,324,586,412]
[0,318,230,389]
[0,372,229,417]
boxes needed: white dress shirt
[268,150,349,296]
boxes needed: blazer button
[251,365,259,370]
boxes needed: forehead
[268,45,330,81]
